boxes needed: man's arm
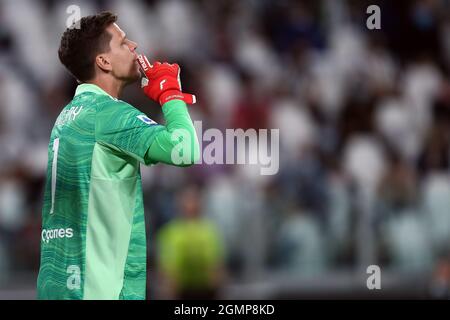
[144,99,200,166]
[137,55,200,166]
[95,98,198,167]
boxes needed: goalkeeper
[37,11,200,300]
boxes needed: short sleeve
[95,99,165,163]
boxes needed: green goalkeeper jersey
[37,83,199,300]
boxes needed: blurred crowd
[1,0,450,299]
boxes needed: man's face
[104,23,141,83]
[179,188,201,219]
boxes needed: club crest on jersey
[137,114,157,125]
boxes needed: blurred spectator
[376,151,434,272]
[274,204,328,276]
[156,186,225,299]
[380,208,434,272]
[429,254,450,299]
[422,173,450,257]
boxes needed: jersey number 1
[50,138,60,214]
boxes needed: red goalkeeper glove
[137,54,196,106]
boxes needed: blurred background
[1,0,450,299]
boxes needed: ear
[95,54,112,72]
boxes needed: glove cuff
[159,90,197,106]
[159,90,185,106]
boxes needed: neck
[86,75,126,99]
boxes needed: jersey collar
[74,83,118,101]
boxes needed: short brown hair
[58,11,117,82]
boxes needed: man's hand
[137,54,196,106]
